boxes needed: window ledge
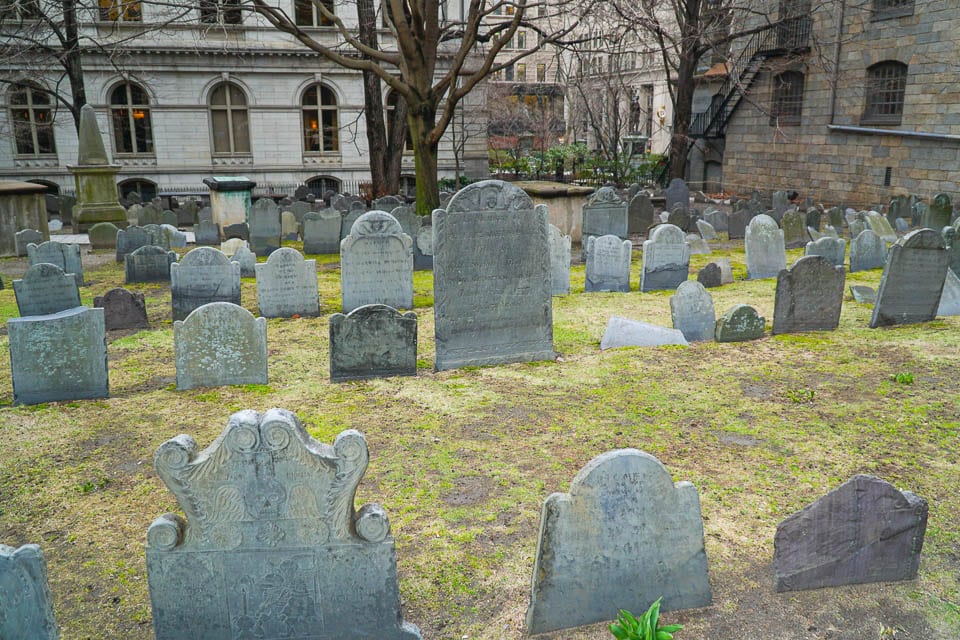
[871,7,914,22]
[859,115,903,127]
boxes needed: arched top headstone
[445,179,533,213]
[349,210,405,238]
[901,227,945,250]
[649,222,686,244]
[177,246,232,268]
[0,543,59,639]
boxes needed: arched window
[862,61,907,125]
[306,175,341,197]
[110,82,154,154]
[770,71,804,126]
[386,91,413,151]
[209,83,250,154]
[302,84,339,152]
[118,178,157,203]
[9,84,56,156]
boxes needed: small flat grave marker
[715,304,765,342]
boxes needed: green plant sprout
[609,597,683,640]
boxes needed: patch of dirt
[740,380,775,400]
[716,432,761,447]
[441,475,492,507]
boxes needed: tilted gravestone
[774,475,926,592]
[870,229,948,327]
[8,306,108,404]
[173,302,266,390]
[781,208,806,249]
[865,211,897,243]
[433,180,554,371]
[548,224,571,296]
[696,219,717,241]
[255,247,320,318]
[584,235,632,293]
[94,287,149,331]
[13,263,81,317]
[146,409,422,640]
[806,226,824,241]
[804,236,846,266]
[116,225,156,262]
[0,543,59,639]
[170,247,241,321]
[715,304,765,342]
[88,222,119,250]
[526,449,711,634]
[663,178,690,214]
[581,187,627,259]
[921,193,952,230]
[727,208,750,240]
[229,244,257,278]
[773,255,845,334]
[27,240,84,286]
[937,269,960,316]
[249,199,282,257]
[194,219,221,246]
[340,211,413,313]
[599,317,688,349]
[641,223,689,292]
[14,229,44,257]
[220,237,246,256]
[745,214,786,279]
[670,280,716,342]
[280,210,299,240]
[161,223,187,249]
[697,262,722,288]
[628,192,654,235]
[703,209,728,233]
[329,304,418,382]
[125,245,177,283]
[302,209,342,254]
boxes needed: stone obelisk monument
[68,104,127,232]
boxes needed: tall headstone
[125,245,177,283]
[745,214,786,279]
[870,229,948,327]
[921,193,952,230]
[628,192,654,235]
[849,229,886,272]
[329,304,418,382]
[526,449,711,634]
[772,256,845,334]
[670,280,716,342]
[0,544,59,639]
[93,287,149,331]
[641,223,690,292]
[664,178,690,214]
[584,235,632,292]
[302,209,342,254]
[13,263,81,317]
[581,187,627,258]
[255,247,320,318]
[771,190,790,221]
[194,219,221,246]
[173,302,267,390]
[249,198,282,257]
[88,222,119,250]
[146,409,422,640]
[804,236,846,266]
[548,224,571,296]
[27,241,83,286]
[14,229,44,256]
[68,105,127,232]
[433,180,554,371]
[170,247,242,321]
[340,211,413,313]
[715,304,765,342]
[781,208,806,249]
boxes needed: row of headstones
[2,409,928,639]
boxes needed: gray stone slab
[414,223,434,271]
[548,224,571,296]
[171,247,242,321]
[870,229,948,328]
[664,178,690,214]
[116,226,154,262]
[936,268,960,316]
[704,209,727,233]
[15,229,44,256]
[125,245,177,283]
[526,449,709,634]
[714,257,734,284]
[340,209,365,242]
[0,543,58,639]
[373,195,404,210]
[139,203,162,226]
[93,287,149,331]
[781,208,806,249]
[228,244,257,278]
[715,304,765,342]
[585,235,632,293]
[222,222,249,241]
[895,217,910,233]
[281,210,299,240]
[727,209,750,240]
[628,193,654,235]
[159,210,178,227]
[805,207,821,232]
[146,409,421,640]
[340,211,413,313]
[686,233,711,255]
[599,317,688,349]
[27,241,83,286]
[582,187,628,255]
[641,223,689,292]
[804,236,846,266]
[88,222,119,250]
[255,247,320,318]
[173,302,266,390]
[866,211,897,243]
[666,207,691,233]
[198,206,213,223]
[389,205,420,241]
[825,206,844,230]
[8,306,108,404]
[697,262,722,288]
[140,224,170,250]
[745,214,786,279]
[773,256,845,334]
[774,475,926,592]
[922,193,952,230]
[849,228,886,273]
[670,280,716,342]
[249,200,282,258]
[13,263,81,317]
[696,219,717,241]
[302,209,342,254]
[288,201,313,222]
[887,195,908,227]
[194,220,221,246]
[772,191,790,221]
[433,181,554,371]
[806,226,823,241]
[163,225,185,249]
[850,285,876,304]
[329,304,418,382]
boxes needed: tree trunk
[669,49,700,181]
[62,0,85,131]
[384,96,408,195]
[409,106,439,215]
[356,0,389,197]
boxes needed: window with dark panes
[302,84,339,152]
[873,0,914,19]
[210,83,250,154]
[862,61,907,125]
[110,82,154,154]
[770,71,804,126]
[199,0,241,24]
[294,0,333,26]
[10,84,56,156]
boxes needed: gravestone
[13,263,81,316]
[414,222,434,271]
[526,449,710,634]
[937,269,960,316]
[48,219,63,232]
[895,217,910,233]
[302,209,342,254]
[170,247,242,321]
[0,544,59,639]
[331,194,349,212]
[772,190,790,221]
[804,236,846,266]
[805,207,821,232]
[714,257,734,284]
[703,209,727,233]
[870,229,948,327]
[850,285,876,304]
[866,211,897,243]
[389,205,420,243]
[116,225,154,262]
[146,409,422,640]
[249,199,282,257]
[582,187,628,258]
[433,180,553,371]
[686,233,711,255]
[173,302,267,390]
[774,475,926,592]
[807,226,823,241]
[288,201,312,223]
[340,211,413,313]
[773,256,845,334]
[822,225,840,239]
[178,200,199,226]
[548,224,571,296]
[697,262,722,288]
[27,241,84,286]
[229,244,257,278]
[126,203,143,226]
[125,245,177,283]
[826,206,844,230]
[222,222,249,241]
[329,304,418,382]
[7,306,108,404]
[15,229,44,256]
[696,219,717,241]
[745,214,786,279]
[88,222,119,250]
[641,223,690,292]
[911,201,925,227]
[921,193,952,230]
[666,206,691,233]
[340,208,365,242]
[198,206,213,223]
[599,317,688,349]
[139,203,162,226]
[670,280,716,342]
[373,195,404,210]
[887,195,908,227]
[220,237,246,256]
[847,212,866,239]
[280,210,299,240]
[255,247,320,318]
[715,304,765,342]
[947,230,960,278]
[781,208,806,249]
[628,192,654,235]
[194,220,221,246]
[664,178,690,214]
[94,287,149,330]
[584,235,632,292]
[727,208,750,240]
[160,210,178,228]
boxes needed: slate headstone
[13,263,81,317]
[715,304,765,342]
[670,280,716,342]
[340,208,365,242]
[805,207,821,232]
[584,235,632,293]
[727,208,750,240]
[125,245,177,283]
[870,229,948,327]
[170,247,242,321]
[288,201,312,223]
[936,268,960,316]
[664,178,690,214]
[866,211,897,243]
[0,544,59,639]
[139,203,162,226]
[599,317,688,349]
[88,222,119,250]
[641,223,689,292]
[696,219,717,241]
[414,222,434,270]
[628,192,654,235]
[173,302,267,390]
[14,229,44,257]
[228,244,257,278]
[773,256,845,334]
[582,187,628,257]
[666,206,691,233]
[194,220,221,246]
[197,206,213,223]
[116,225,154,262]
[222,222,249,241]
[340,211,413,313]
[922,193,952,230]
[280,210,299,240]
[847,212,866,239]
[177,200,200,226]
[781,208,806,249]
[704,209,728,233]
[547,224,572,296]
[697,262,722,288]
[772,190,790,221]
[389,205,420,243]
[329,304,418,382]
[255,247,320,318]
[804,236,846,266]
[745,214,786,279]
[27,240,83,286]
[159,210,178,228]
[249,199,282,257]
[302,209,342,254]
[850,285,876,304]
[93,287,150,331]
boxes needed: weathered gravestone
[220,237,246,256]
[895,217,910,233]
[715,304,765,342]
[160,224,186,249]
[159,210,178,228]
[373,195,404,211]
[946,229,960,278]
[433,180,554,371]
[804,236,846,266]
[696,219,717,241]
[584,235,632,293]
[714,257,734,284]
[288,201,312,223]
[870,229,948,327]
[7,306,108,404]
[825,206,844,231]
[697,262,722,288]
[686,233,711,255]
[850,285,876,304]
[0,543,59,639]
[866,211,897,243]
[88,222,119,250]
[582,187,628,259]
[745,214,786,279]
[194,219,221,246]
[389,205,420,243]
[548,224,571,296]
[177,200,199,226]
[170,247,241,321]
[774,475,926,592]
[173,302,266,390]
[331,193,349,212]
[805,207,822,232]
[526,449,711,634]
[887,195,908,227]
[670,280,716,342]
[329,304,418,382]
[229,244,257,278]
[703,209,727,233]
[280,210,299,240]
[921,193,952,230]
[666,206,691,233]
[93,287,149,331]
[807,226,824,241]
[771,190,790,222]
[198,206,213,223]
[727,208,751,240]
[302,209,342,254]
[255,247,320,318]
[599,317,688,349]
[781,208,806,249]
[146,408,422,640]
[125,245,177,283]
[663,178,690,214]
[116,225,155,262]
[847,212,867,239]
[414,221,434,271]
[126,203,143,226]
[936,268,960,316]
[340,211,413,313]
[222,222,249,241]
[15,229,44,257]
[340,208,365,243]
[628,192,655,235]
[249,199,282,257]
[138,203,162,226]
[13,263,81,317]
[27,241,84,286]
[773,256,845,334]
[641,223,690,292]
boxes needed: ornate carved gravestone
[641,223,690,292]
[670,280,716,342]
[581,187,628,259]
[329,304,418,382]
[13,263,81,317]
[146,409,422,640]
[526,449,711,634]
[173,302,267,390]
[870,229,948,327]
[27,240,84,286]
[125,245,177,283]
[302,209,342,254]
[171,247,242,321]
[849,229,886,272]
[773,256,846,334]
[0,543,59,639]
[548,223,571,296]
[255,247,320,318]
[94,287,149,331]
[584,235,632,293]
[745,214,786,279]
[715,304,765,342]
[804,236,846,267]
[249,199,282,257]
[340,211,413,313]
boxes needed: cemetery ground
[1,238,958,640]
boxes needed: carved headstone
[664,178,690,214]
[302,209,342,254]
[329,304,418,382]
[850,285,876,304]
[628,192,654,235]
[641,223,689,292]
[849,229,886,273]
[93,287,149,331]
[194,220,221,246]
[804,236,846,266]
[116,225,157,262]
[27,241,83,286]
[548,224,571,296]
[125,245,177,283]
[670,280,716,342]
[582,187,628,258]
[870,229,948,327]
[173,302,267,390]
[773,256,845,334]
[249,199,282,257]
[170,247,242,321]
[389,205,420,244]
[0,544,59,639]
[13,263,81,317]
[88,222,119,250]
[921,193,952,230]
[715,304,765,342]
[340,211,413,313]
[14,229,44,257]
[584,235,632,293]
[781,208,806,249]
[340,208,365,243]
[745,214,786,279]
[255,248,320,318]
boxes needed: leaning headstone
[340,211,413,313]
[302,209,342,254]
[670,280,716,342]
[433,180,553,370]
[714,257,734,284]
[745,214,786,279]
[703,209,728,233]
[774,475,927,592]
[280,210,299,240]
[599,317,688,349]
[641,223,689,292]
[249,199,282,257]
[222,222,249,241]
[27,241,83,286]
[804,236,846,266]
[936,269,960,316]
[255,247,320,318]
[664,178,690,214]
[329,304,418,382]
[806,226,824,241]
[8,306,108,404]
[697,262,722,288]
[548,224,571,296]
[173,302,266,389]
[161,224,187,249]
[887,195,908,227]
[0,543,59,639]
[727,208,750,240]
[870,229,948,327]
[15,229,44,256]
[88,222,119,250]
[773,256,845,334]
[220,237,246,256]
[13,263,81,317]
[526,449,710,634]
[193,219,221,246]
[582,187,628,257]
[866,211,897,243]
[686,233,711,255]
[922,193,952,230]
[93,287,149,331]
[584,235,632,292]
[781,208,806,249]
[228,244,257,278]
[628,192,655,235]
[715,304,765,342]
[822,225,840,239]
[850,285,876,304]
[170,247,242,321]
[696,219,717,241]
[115,225,153,262]
[125,245,177,283]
